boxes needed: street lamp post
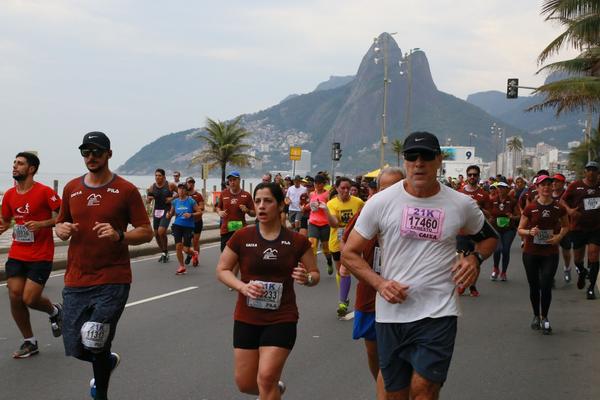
[492,123,498,176]
[401,48,418,137]
[468,132,477,146]
[374,32,397,169]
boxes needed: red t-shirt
[227,225,311,325]
[190,191,204,221]
[1,182,62,262]
[459,186,489,209]
[217,189,255,235]
[522,200,566,256]
[561,179,600,231]
[343,211,377,313]
[487,196,518,231]
[56,175,150,287]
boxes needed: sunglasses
[467,173,479,177]
[403,151,438,162]
[80,148,106,158]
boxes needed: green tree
[506,136,523,177]
[391,138,403,166]
[569,127,600,175]
[191,116,254,184]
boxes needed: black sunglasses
[403,151,438,162]
[467,173,479,177]
[80,148,106,158]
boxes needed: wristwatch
[469,251,484,269]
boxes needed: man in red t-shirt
[55,132,152,400]
[216,171,255,252]
[0,152,63,358]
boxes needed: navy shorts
[172,224,193,247]
[559,231,574,250]
[221,231,235,252]
[570,229,600,249]
[62,284,130,358]
[193,219,203,234]
[152,214,170,230]
[352,311,376,341]
[308,223,330,243]
[376,316,457,392]
[233,320,297,350]
[5,258,53,285]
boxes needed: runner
[559,161,600,299]
[343,167,404,400]
[262,173,272,184]
[55,132,153,400]
[0,152,63,358]
[488,181,519,281]
[308,174,334,274]
[517,175,568,334]
[325,176,364,318]
[216,182,319,399]
[167,182,202,275]
[146,168,175,263]
[552,173,573,282]
[172,171,181,185]
[342,131,497,399]
[285,175,307,232]
[186,177,205,267]
[457,164,490,296]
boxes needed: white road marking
[125,286,198,308]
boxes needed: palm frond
[527,76,600,115]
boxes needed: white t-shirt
[286,185,307,212]
[354,180,484,323]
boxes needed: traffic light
[332,142,342,161]
[507,78,518,99]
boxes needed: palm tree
[506,136,523,177]
[569,127,600,175]
[529,0,600,131]
[191,116,254,184]
[391,139,403,166]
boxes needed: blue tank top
[172,197,196,228]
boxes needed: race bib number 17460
[401,206,445,241]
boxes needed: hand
[166,212,172,219]
[182,213,191,219]
[546,234,562,246]
[240,281,264,299]
[239,205,248,213]
[318,202,327,209]
[376,280,410,304]
[529,226,540,237]
[24,221,43,232]
[217,210,228,218]
[292,263,309,284]
[568,208,581,219]
[55,222,79,240]
[92,222,119,242]
[452,255,480,289]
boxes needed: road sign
[289,147,302,161]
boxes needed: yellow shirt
[327,195,364,253]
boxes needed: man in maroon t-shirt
[560,161,600,299]
[1,152,63,358]
[216,171,255,252]
[55,132,152,400]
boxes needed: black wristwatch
[469,251,484,269]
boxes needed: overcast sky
[0,0,575,174]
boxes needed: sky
[0,0,577,174]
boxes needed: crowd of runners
[1,130,599,399]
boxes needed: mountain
[117,32,525,175]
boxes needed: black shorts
[559,231,574,250]
[308,223,330,243]
[221,231,235,252]
[152,214,170,230]
[332,251,341,262]
[233,320,297,350]
[62,284,130,358]
[300,215,309,230]
[193,219,203,234]
[172,224,193,247]
[376,316,457,391]
[5,258,53,285]
[570,229,600,249]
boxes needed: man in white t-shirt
[285,175,307,231]
[342,132,498,399]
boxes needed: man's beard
[13,173,26,182]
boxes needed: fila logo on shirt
[263,248,278,260]
[280,240,291,245]
[107,188,119,194]
[71,190,83,198]
[16,203,30,214]
[87,194,102,206]
[245,243,257,247]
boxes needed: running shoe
[184,253,192,265]
[500,272,507,282]
[175,265,187,275]
[337,301,349,318]
[576,267,588,289]
[158,254,166,263]
[192,251,199,267]
[326,255,333,268]
[491,267,499,281]
[469,287,480,297]
[49,303,63,337]
[564,269,571,283]
[12,341,39,359]
[164,252,170,262]
[541,318,552,335]
[90,352,121,398]
[530,316,541,330]
[587,287,596,300]
[327,264,334,276]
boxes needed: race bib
[13,224,34,243]
[246,281,283,310]
[373,246,382,274]
[81,321,110,350]
[496,216,510,228]
[154,209,165,218]
[227,220,243,232]
[337,227,345,242]
[583,197,600,211]
[533,229,554,245]
[401,206,445,241]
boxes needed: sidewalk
[0,212,224,281]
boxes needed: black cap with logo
[79,131,111,150]
[403,131,441,153]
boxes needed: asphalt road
[0,242,599,400]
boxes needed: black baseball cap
[79,131,111,150]
[403,131,441,153]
